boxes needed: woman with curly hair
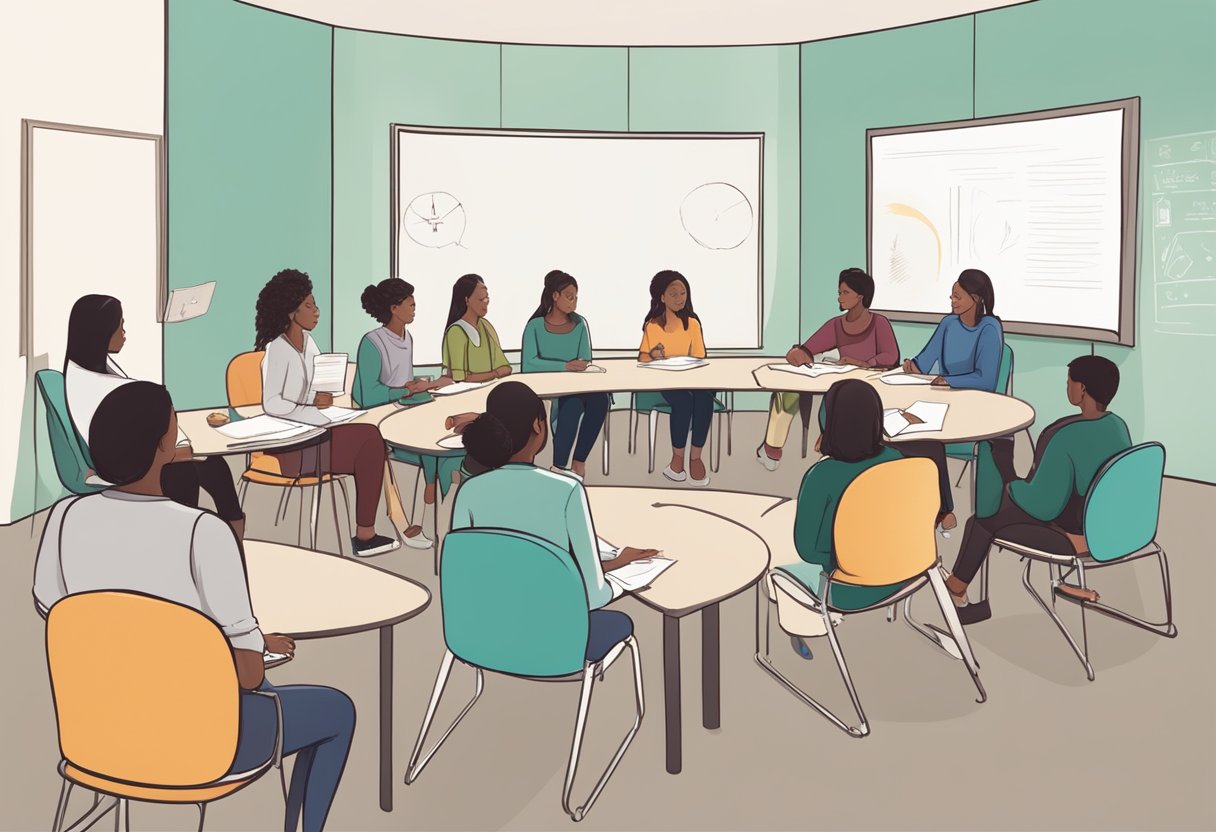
[353,277,457,546]
[255,268,402,556]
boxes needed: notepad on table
[216,415,308,440]
[318,406,361,425]
[309,353,348,395]
[638,356,707,371]
[878,370,936,386]
[769,362,853,378]
[606,557,676,592]
[431,381,487,396]
[883,401,949,437]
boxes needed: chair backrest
[1083,442,1166,562]
[34,370,99,494]
[47,591,241,787]
[225,351,264,409]
[998,342,1014,396]
[440,528,590,677]
[832,457,939,585]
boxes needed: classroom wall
[331,34,801,373]
[800,0,1216,482]
[0,0,164,525]
[165,0,332,411]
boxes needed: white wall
[0,0,163,524]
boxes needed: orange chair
[47,591,283,832]
[226,351,352,552]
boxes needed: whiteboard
[867,99,1138,345]
[22,121,164,379]
[392,127,763,364]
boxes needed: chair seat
[586,610,633,664]
[997,535,1161,566]
[241,468,345,487]
[775,562,919,612]
[61,761,261,804]
[993,522,1084,563]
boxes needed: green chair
[992,442,1176,681]
[627,391,730,474]
[947,342,1019,487]
[34,370,106,497]
[405,528,643,822]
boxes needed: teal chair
[34,370,106,496]
[627,391,731,474]
[948,343,1019,487]
[993,442,1176,681]
[405,528,643,822]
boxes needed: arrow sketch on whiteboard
[680,182,753,250]
[404,191,468,249]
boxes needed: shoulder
[264,335,287,355]
[357,332,375,350]
[522,316,542,333]
[939,314,961,331]
[978,315,1003,334]
[871,312,894,328]
[444,322,465,339]
[689,316,704,331]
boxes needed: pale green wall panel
[502,46,627,130]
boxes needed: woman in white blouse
[255,269,401,557]
[63,294,246,541]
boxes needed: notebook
[318,406,361,424]
[309,353,349,395]
[883,401,949,437]
[769,362,854,378]
[431,381,487,396]
[878,369,936,386]
[638,356,708,371]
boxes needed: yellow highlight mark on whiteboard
[886,203,942,279]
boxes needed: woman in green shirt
[785,379,908,659]
[442,274,511,382]
[521,270,609,480]
[354,278,460,546]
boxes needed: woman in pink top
[758,268,899,470]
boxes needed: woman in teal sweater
[354,278,459,547]
[521,270,609,480]
[784,379,910,659]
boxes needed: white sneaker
[756,446,780,472]
[688,473,711,488]
[403,527,434,550]
[661,465,687,483]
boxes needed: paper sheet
[435,433,465,450]
[309,353,348,395]
[605,557,676,592]
[879,370,936,386]
[431,381,487,396]
[768,362,853,378]
[215,414,305,440]
[638,357,708,371]
[318,406,361,425]
[883,401,949,437]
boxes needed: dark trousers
[272,423,387,528]
[553,393,610,468]
[952,489,1073,583]
[160,456,243,521]
[661,390,715,450]
[897,437,1017,517]
[228,681,356,832]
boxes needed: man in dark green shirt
[946,355,1131,624]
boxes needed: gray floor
[3,410,1214,831]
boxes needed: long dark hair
[642,270,699,331]
[361,277,414,325]
[255,269,313,351]
[446,274,485,329]
[530,270,579,321]
[65,295,123,373]
[90,381,174,486]
[461,381,548,472]
[820,379,885,463]
[957,269,996,320]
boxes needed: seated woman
[354,278,458,546]
[784,379,905,659]
[256,268,401,557]
[64,294,245,541]
[34,381,355,832]
[944,355,1131,624]
[758,267,899,471]
[521,270,609,481]
[898,269,1004,533]
[450,381,656,610]
[442,274,511,383]
[638,270,714,487]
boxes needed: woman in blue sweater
[900,269,1004,533]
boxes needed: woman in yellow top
[442,273,512,382]
[638,270,713,487]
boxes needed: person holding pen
[521,269,609,481]
[442,274,511,383]
[638,270,714,487]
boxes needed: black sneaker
[351,534,400,558]
[956,599,992,625]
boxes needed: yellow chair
[755,457,986,737]
[226,351,352,553]
[47,591,282,832]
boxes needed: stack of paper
[215,415,320,447]
[318,406,361,424]
[432,381,487,396]
[769,362,853,378]
[879,369,935,386]
[883,401,949,437]
[308,353,349,395]
[638,356,708,371]
[606,557,676,592]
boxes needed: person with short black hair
[943,355,1132,623]
[758,267,899,470]
[33,382,355,832]
[354,277,457,547]
[63,294,246,541]
[450,381,657,609]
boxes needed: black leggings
[897,437,1016,516]
[952,488,1073,584]
[161,457,244,522]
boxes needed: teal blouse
[521,315,592,372]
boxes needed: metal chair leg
[196,802,206,832]
[953,458,971,488]
[711,412,721,473]
[562,637,644,822]
[1021,559,1095,681]
[726,392,734,456]
[627,396,637,455]
[405,650,485,784]
[1054,547,1178,637]
[60,793,116,832]
[925,569,987,702]
[52,780,72,832]
[647,412,658,474]
[327,473,343,556]
[114,798,128,832]
[602,410,611,476]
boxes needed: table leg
[380,625,393,812]
[663,614,681,774]
[702,603,720,730]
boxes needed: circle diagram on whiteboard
[680,182,753,250]
[403,192,466,249]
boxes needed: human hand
[619,546,661,564]
[495,365,513,378]
[814,435,823,454]
[565,359,589,372]
[649,344,666,361]
[785,346,811,367]
[930,376,949,387]
[900,410,925,425]
[446,412,479,434]
[314,392,334,408]
[264,633,296,657]
[902,359,918,374]
[432,375,454,389]
[403,379,429,396]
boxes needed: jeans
[552,393,610,467]
[661,390,715,450]
[228,681,356,832]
